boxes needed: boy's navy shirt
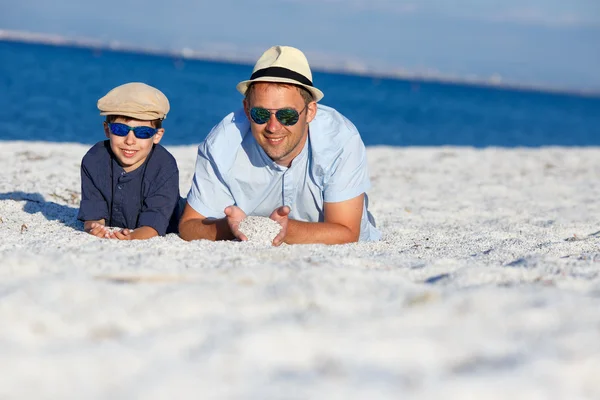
[77,140,180,235]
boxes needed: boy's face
[104,117,164,172]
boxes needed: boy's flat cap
[97,82,170,120]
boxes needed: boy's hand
[112,229,132,240]
[85,221,111,239]
[224,205,248,241]
[270,206,290,246]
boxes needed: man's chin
[266,151,286,162]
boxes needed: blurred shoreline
[2,28,599,99]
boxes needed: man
[179,45,380,245]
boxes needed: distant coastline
[2,29,599,99]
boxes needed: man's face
[104,117,163,172]
[244,83,317,167]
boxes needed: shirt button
[121,172,126,176]
[117,185,122,190]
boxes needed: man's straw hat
[236,45,324,102]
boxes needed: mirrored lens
[108,123,131,136]
[250,108,272,124]
[131,126,157,139]
[275,109,300,126]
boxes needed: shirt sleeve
[137,169,180,236]
[186,141,234,218]
[77,160,109,222]
[323,134,371,203]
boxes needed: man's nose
[265,113,281,133]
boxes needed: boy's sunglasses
[250,105,307,126]
[108,123,158,139]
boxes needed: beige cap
[236,45,324,102]
[97,82,170,120]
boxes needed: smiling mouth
[266,137,285,144]
[122,149,138,157]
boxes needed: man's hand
[269,206,290,246]
[224,205,248,241]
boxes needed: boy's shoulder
[148,144,178,171]
[82,140,111,166]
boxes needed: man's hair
[245,82,314,105]
[105,115,163,129]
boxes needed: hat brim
[236,76,324,102]
[99,111,167,121]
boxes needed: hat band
[250,67,313,87]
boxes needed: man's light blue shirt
[187,104,381,241]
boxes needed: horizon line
[1,29,599,99]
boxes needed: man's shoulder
[311,104,361,143]
[196,108,251,171]
[203,108,250,151]
[309,105,364,160]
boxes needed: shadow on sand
[0,191,81,229]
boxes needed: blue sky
[1,0,599,90]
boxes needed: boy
[77,82,180,240]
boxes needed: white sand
[1,141,599,399]
[239,216,283,244]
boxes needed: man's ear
[242,98,251,120]
[103,122,110,138]
[306,101,318,124]
[152,128,165,144]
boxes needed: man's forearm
[179,218,235,242]
[285,219,359,244]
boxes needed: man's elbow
[336,226,360,244]
[178,220,197,242]
[345,233,360,244]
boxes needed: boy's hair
[105,115,163,129]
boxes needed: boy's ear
[103,122,110,138]
[152,128,165,144]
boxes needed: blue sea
[1,41,599,147]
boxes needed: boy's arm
[79,155,110,235]
[135,169,180,238]
[112,226,158,240]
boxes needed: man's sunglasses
[250,105,307,126]
[108,123,158,139]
